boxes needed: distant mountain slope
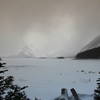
[76,46,100,59]
[17,46,35,58]
[81,35,100,52]
[7,46,35,58]
[76,35,100,59]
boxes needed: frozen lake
[2,58,100,100]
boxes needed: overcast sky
[0,0,100,57]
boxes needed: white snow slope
[81,35,100,52]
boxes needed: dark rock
[57,57,65,59]
[76,46,100,59]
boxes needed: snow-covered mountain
[7,46,35,58]
[17,46,35,58]
[81,35,100,52]
[76,35,100,59]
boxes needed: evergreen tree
[0,58,30,100]
[94,73,100,100]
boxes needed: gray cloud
[0,0,100,57]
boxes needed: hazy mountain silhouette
[17,46,35,58]
[7,46,35,58]
[76,35,100,59]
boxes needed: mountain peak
[17,46,35,58]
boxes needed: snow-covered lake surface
[2,58,100,100]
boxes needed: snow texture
[3,58,100,100]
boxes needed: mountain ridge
[76,35,100,59]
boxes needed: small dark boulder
[57,57,65,59]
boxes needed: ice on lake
[3,58,100,100]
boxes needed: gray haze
[0,0,100,57]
